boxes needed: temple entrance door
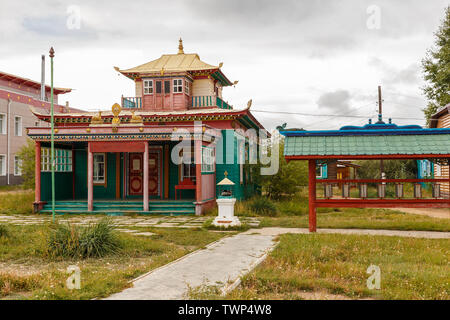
[148,152,160,197]
[129,153,143,195]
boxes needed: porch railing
[122,96,142,109]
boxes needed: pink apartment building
[0,70,81,186]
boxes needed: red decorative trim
[315,199,450,208]
[285,154,450,160]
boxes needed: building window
[239,142,244,184]
[173,79,183,93]
[0,114,6,134]
[14,116,22,136]
[93,153,106,184]
[143,80,153,94]
[14,155,22,176]
[41,148,72,172]
[0,155,5,176]
[201,147,214,173]
[155,81,162,94]
[435,164,442,177]
[185,80,190,95]
[181,150,196,181]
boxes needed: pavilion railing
[315,178,450,202]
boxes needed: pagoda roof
[118,53,218,74]
[115,40,233,86]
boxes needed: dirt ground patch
[386,207,450,219]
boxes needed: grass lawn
[258,208,450,232]
[0,223,228,300]
[225,233,450,300]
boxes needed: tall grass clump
[0,224,8,238]
[249,197,278,216]
[47,218,120,259]
[0,191,34,215]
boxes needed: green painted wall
[215,129,259,200]
[74,150,117,200]
[41,172,73,201]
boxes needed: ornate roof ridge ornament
[178,38,184,54]
[130,110,143,123]
[111,103,121,132]
[91,110,103,125]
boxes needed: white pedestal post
[213,198,240,227]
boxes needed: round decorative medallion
[130,177,142,192]
[148,179,157,192]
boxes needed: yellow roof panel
[118,53,218,74]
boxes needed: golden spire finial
[178,38,184,54]
[224,171,228,177]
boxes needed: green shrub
[249,197,278,217]
[0,224,8,238]
[47,219,120,259]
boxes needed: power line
[251,109,424,120]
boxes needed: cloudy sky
[0,0,448,130]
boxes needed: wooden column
[308,159,317,232]
[35,141,41,204]
[164,145,169,199]
[195,139,202,203]
[87,143,94,211]
[143,142,149,211]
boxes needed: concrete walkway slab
[242,227,450,239]
[105,233,277,300]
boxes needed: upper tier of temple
[115,39,235,112]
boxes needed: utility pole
[49,47,55,222]
[377,85,385,180]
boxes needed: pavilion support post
[194,139,202,215]
[143,142,149,211]
[87,143,94,211]
[34,141,41,212]
[308,159,317,232]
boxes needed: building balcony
[122,96,142,109]
[191,95,232,110]
[121,95,233,110]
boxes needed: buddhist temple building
[27,40,265,215]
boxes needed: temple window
[164,80,171,94]
[93,153,106,184]
[173,79,183,93]
[41,148,72,172]
[181,150,196,182]
[143,80,153,94]
[201,147,214,173]
[155,81,162,94]
[185,80,190,95]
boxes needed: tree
[17,139,35,189]
[258,139,308,199]
[422,6,450,125]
